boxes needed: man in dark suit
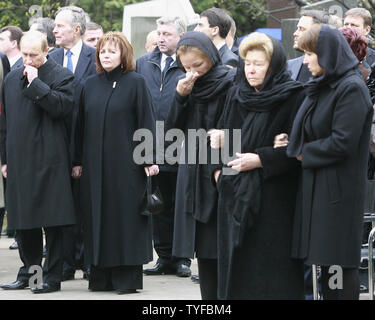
[0,26,23,249]
[49,5,96,282]
[344,7,375,68]
[0,26,23,71]
[194,8,238,68]
[0,51,10,238]
[287,10,330,81]
[0,31,76,294]
[226,15,240,56]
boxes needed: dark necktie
[163,56,173,78]
[66,50,73,73]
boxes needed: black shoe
[9,241,18,250]
[83,270,89,280]
[176,264,191,278]
[0,280,28,290]
[62,272,74,281]
[31,283,60,294]
[116,289,138,295]
[191,274,200,283]
[143,262,175,275]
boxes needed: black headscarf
[220,35,303,248]
[232,36,303,111]
[176,31,235,102]
[175,31,236,224]
[287,24,360,157]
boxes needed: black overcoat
[217,88,305,300]
[287,25,374,268]
[165,32,236,260]
[167,88,231,259]
[216,37,305,299]
[291,72,373,267]
[0,57,76,229]
[76,66,155,267]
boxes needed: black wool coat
[167,89,229,260]
[0,57,76,229]
[217,88,305,300]
[75,66,155,267]
[291,71,373,268]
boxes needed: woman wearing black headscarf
[286,24,373,300]
[210,32,305,299]
[166,31,236,299]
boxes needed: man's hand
[72,166,82,179]
[1,164,7,179]
[176,72,199,96]
[24,65,38,84]
[227,152,262,172]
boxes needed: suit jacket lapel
[74,43,91,83]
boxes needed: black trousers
[153,171,190,268]
[62,179,85,274]
[0,207,4,236]
[16,226,63,286]
[197,258,218,300]
[320,266,360,300]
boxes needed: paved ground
[0,237,372,300]
[0,237,201,300]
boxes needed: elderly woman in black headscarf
[209,32,305,299]
[285,24,373,300]
[166,31,236,300]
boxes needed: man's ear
[212,26,219,38]
[365,25,371,36]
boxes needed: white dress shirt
[63,39,83,74]
[161,53,176,72]
[9,54,22,68]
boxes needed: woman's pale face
[179,51,212,78]
[99,41,122,72]
[303,51,324,77]
[244,49,270,91]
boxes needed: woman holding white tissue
[166,31,236,299]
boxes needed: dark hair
[0,26,23,49]
[32,18,56,47]
[298,24,322,54]
[200,8,232,39]
[339,27,368,62]
[96,31,135,74]
[301,10,330,24]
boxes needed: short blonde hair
[239,32,273,61]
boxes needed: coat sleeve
[165,91,190,131]
[255,90,304,179]
[302,83,372,169]
[0,81,7,165]
[73,86,86,166]
[22,72,75,120]
[135,75,157,165]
